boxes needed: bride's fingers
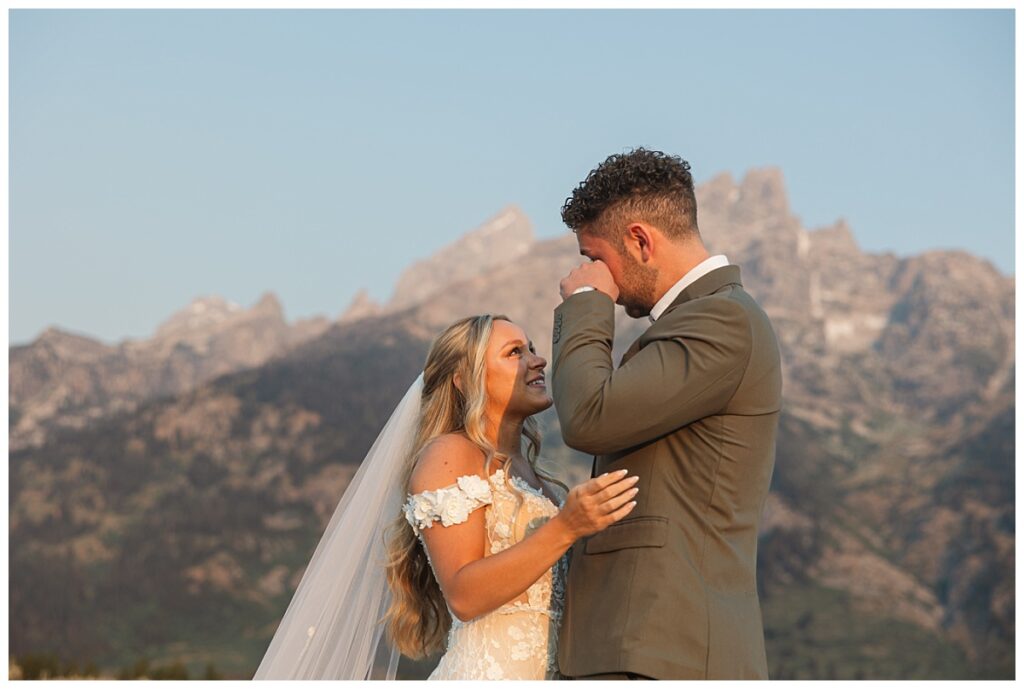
[604,499,638,524]
[600,484,639,515]
[591,474,638,502]
[587,470,630,494]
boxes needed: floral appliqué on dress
[402,468,570,680]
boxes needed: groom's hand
[559,260,620,302]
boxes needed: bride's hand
[555,469,639,540]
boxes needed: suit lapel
[618,265,743,368]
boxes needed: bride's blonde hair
[380,313,568,659]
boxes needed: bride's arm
[411,434,636,623]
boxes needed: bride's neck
[484,413,525,462]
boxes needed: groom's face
[577,229,659,318]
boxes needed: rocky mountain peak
[250,292,285,320]
[696,166,800,254]
[807,218,860,256]
[153,295,245,340]
[738,166,790,215]
[30,326,110,360]
[387,204,535,311]
[695,171,739,216]
[893,250,1012,297]
[338,289,382,323]
[152,292,287,342]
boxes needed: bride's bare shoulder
[409,433,487,494]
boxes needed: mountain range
[8,168,1014,679]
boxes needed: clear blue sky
[9,9,1015,346]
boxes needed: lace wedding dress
[403,467,570,680]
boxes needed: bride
[253,314,639,680]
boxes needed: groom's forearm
[551,289,753,455]
[551,290,617,450]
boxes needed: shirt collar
[649,254,731,323]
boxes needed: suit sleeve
[551,289,752,455]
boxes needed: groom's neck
[652,240,711,302]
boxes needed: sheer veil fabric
[253,374,424,680]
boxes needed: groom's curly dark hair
[561,147,700,246]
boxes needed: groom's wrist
[571,285,597,295]
[557,287,616,312]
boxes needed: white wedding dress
[403,467,570,680]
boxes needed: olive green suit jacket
[551,264,782,680]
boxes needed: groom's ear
[627,223,655,262]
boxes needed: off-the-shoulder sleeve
[403,474,493,535]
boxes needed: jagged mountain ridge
[338,204,536,322]
[9,293,331,452]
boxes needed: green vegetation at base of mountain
[763,583,1006,680]
[9,652,225,680]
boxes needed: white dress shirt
[648,254,731,323]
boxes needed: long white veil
[253,373,424,680]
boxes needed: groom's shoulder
[650,289,752,337]
[409,433,488,494]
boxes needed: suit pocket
[583,516,668,554]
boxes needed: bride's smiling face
[482,319,552,418]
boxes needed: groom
[550,148,782,680]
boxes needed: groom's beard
[617,255,659,319]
